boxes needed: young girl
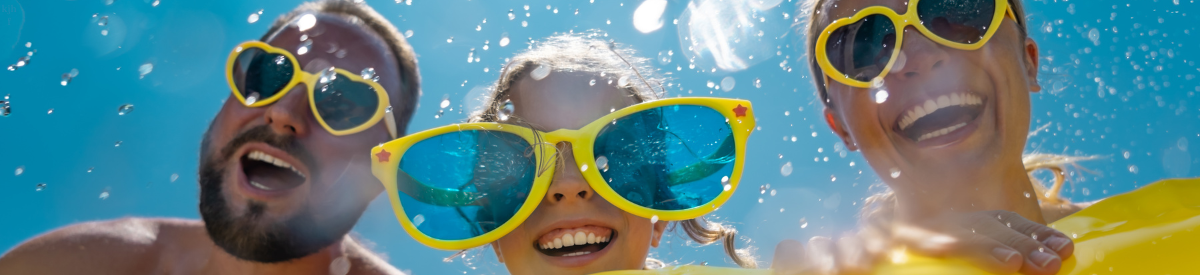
[371,33,757,274]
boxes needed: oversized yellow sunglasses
[225,41,397,139]
[816,0,1017,88]
[370,97,755,250]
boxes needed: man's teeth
[250,181,274,190]
[917,122,968,142]
[899,93,982,131]
[540,232,609,250]
[247,150,305,178]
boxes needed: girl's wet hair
[469,32,759,269]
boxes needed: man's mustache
[216,125,318,176]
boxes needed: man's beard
[198,125,357,263]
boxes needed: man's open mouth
[241,150,307,191]
[895,92,987,142]
[534,225,615,257]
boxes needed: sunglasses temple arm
[385,111,399,140]
[666,134,736,186]
[396,169,483,207]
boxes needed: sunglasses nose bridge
[888,27,951,80]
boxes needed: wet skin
[491,69,669,275]
[0,13,405,275]
[813,0,1074,274]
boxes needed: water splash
[677,0,784,72]
[498,100,514,121]
[633,0,667,33]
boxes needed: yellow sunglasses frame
[225,41,398,139]
[370,97,756,250]
[815,0,1016,88]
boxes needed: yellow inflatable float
[596,177,1200,275]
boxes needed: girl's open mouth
[534,225,616,257]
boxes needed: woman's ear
[491,243,505,263]
[1023,38,1042,93]
[824,108,857,151]
[649,220,669,248]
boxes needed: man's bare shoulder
[0,217,206,275]
[346,238,408,275]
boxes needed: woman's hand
[770,210,1074,275]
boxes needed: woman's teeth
[917,122,968,142]
[899,93,982,131]
[539,232,610,250]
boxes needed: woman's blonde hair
[469,32,758,269]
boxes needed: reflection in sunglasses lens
[826,14,896,82]
[312,73,380,131]
[918,0,997,44]
[232,48,293,104]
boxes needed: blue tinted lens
[593,105,735,211]
[396,130,536,240]
[231,48,293,101]
[825,14,896,82]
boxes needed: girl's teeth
[917,122,968,142]
[899,93,982,130]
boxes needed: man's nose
[262,85,311,137]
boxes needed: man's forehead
[822,0,907,21]
[263,12,400,92]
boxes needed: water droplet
[657,50,672,65]
[61,68,79,86]
[754,78,761,88]
[588,79,597,86]
[1087,28,1100,46]
[245,92,260,105]
[498,100,514,121]
[580,164,589,172]
[1128,165,1138,174]
[413,214,425,227]
[874,90,889,104]
[404,30,413,38]
[98,15,109,26]
[360,67,378,82]
[770,189,777,196]
[870,76,885,88]
[616,76,631,87]
[15,166,24,176]
[1123,151,1131,159]
[650,215,659,224]
[475,24,482,31]
[297,39,313,55]
[296,14,317,32]
[780,162,793,177]
[1024,192,1031,198]
[530,63,551,80]
[100,29,109,36]
[508,9,516,20]
[446,36,454,43]
[0,100,9,117]
[439,99,452,109]
[318,67,337,84]
[1178,137,1189,151]
[117,104,134,115]
[138,63,154,79]
[830,175,837,182]
[114,141,122,147]
[36,183,46,191]
[596,155,609,172]
[720,76,735,92]
[248,10,263,23]
[780,208,786,212]
[889,168,901,178]
[800,218,808,228]
[99,191,110,200]
[46,108,53,114]
[706,81,715,88]
[87,167,94,173]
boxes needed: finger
[771,239,808,275]
[834,234,873,275]
[894,224,1022,274]
[807,236,838,275]
[983,211,1065,275]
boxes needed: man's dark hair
[262,0,420,135]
